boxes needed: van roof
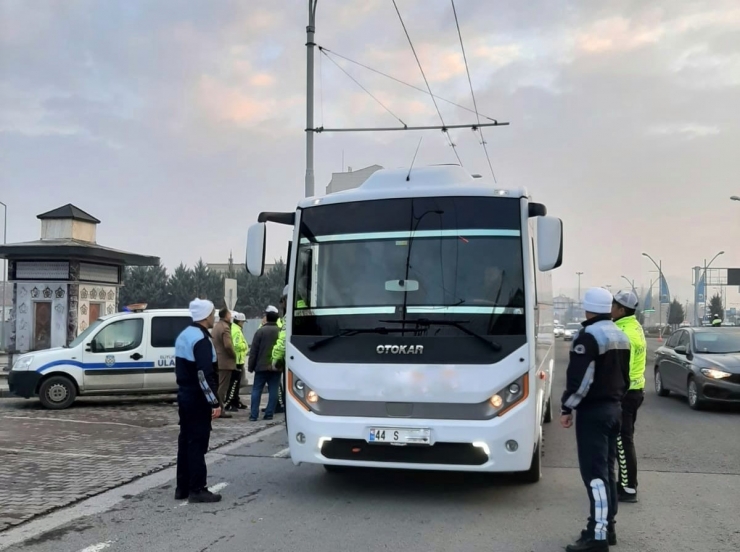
[99,308,191,322]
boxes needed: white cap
[189,298,214,322]
[234,312,246,322]
[582,287,613,315]
[282,285,289,298]
[613,290,639,310]
[265,305,279,314]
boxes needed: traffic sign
[224,278,237,310]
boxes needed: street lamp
[731,196,740,202]
[642,252,668,339]
[620,275,638,296]
[576,271,583,305]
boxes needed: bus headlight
[289,371,321,411]
[487,374,528,417]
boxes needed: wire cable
[319,46,499,123]
[391,0,463,167]
[321,49,407,127]
[451,0,497,182]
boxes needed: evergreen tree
[119,263,170,308]
[709,293,724,320]
[167,263,195,308]
[668,299,685,326]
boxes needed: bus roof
[297,165,529,209]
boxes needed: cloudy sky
[2,0,739,308]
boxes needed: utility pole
[0,200,6,352]
[305,0,318,198]
[576,272,583,308]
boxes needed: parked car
[563,322,582,341]
[654,327,740,410]
[554,325,564,338]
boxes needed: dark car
[654,327,740,410]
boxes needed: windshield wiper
[308,328,410,351]
[380,318,502,352]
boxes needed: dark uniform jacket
[248,322,281,373]
[561,314,631,415]
[175,323,220,409]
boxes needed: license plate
[367,428,431,445]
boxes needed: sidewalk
[0,392,281,532]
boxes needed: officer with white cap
[611,290,646,503]
[173,298,222,503]
[561,287,631,551]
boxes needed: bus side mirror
[246,223,267,276]
[537,216,563,271]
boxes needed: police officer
[174,298,222,504]
[561,287,630,551]
[712,314,722,327]
[260,304,286,414]
[611,290,646,503]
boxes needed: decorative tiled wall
[77,285,117,334]
[14,282,68,353]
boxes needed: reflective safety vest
[615,315,646,390]
[231,323,248,365]
[712,318,722,326]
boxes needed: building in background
[0,204,158,353]
[207,252,274,276]
[326,165,383,194]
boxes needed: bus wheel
[519,438,542,484]
[323,465,349,474]
[39,375,77,410]
[543,397,553,424]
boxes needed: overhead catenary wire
[322,46,407,127]
[450,0,497,183]
[318,46,500,123]
[391,0,463,167]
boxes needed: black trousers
[226,366,243,407]
[618,390,644,491]
[575,403,621,540]
[176,402,212,492]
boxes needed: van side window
[92,319,144,353]
[151,317,191,348]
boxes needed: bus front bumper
[286,400,537,472]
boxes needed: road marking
[3,416,146,429]
[273,448,291,458]
[0,423,284,551]
[78,542,112,552]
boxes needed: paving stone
[0,395,280,532]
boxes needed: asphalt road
[3,340,739,552]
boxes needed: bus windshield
[293,196,526,337]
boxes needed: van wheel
[39,376,77,410]
[519,438,542,484]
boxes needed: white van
[8,309,192,409]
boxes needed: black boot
[618,488,638,503]
[174,487,189,500]
[188,489,222,503]
[567,534,609,551]
[581,529,616,546]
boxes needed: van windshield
[68,319,104,348]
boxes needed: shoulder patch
[574,344,586,355]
